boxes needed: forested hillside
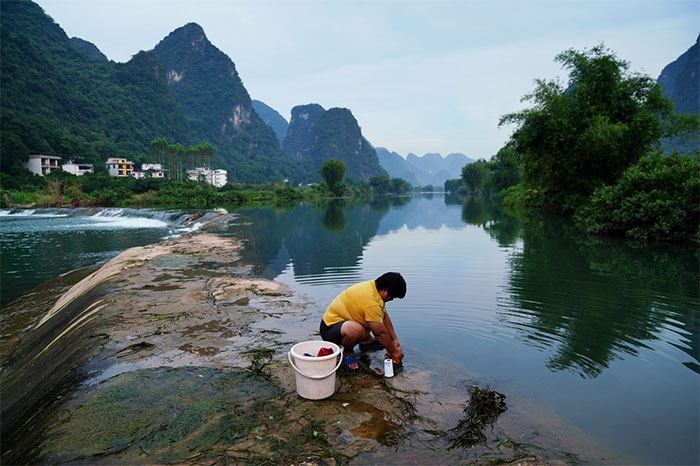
[283,104,326,162]
[152,24,294,183]
[252,100,288,145]
[69,37,108,62]
[0,0,191,173]
[657,34,699,154]
[283,104,387,182]
[658,35,700,115]
[0,0,299,183]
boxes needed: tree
[0,131,29,173]
[202,142,214,169]
[462,162,488,194]
[500,44,674,212]
[484,146,520,194]
[319,159,346,196]
[150,138,168,169]
[370,175,390,195]
[389,177,411,194]
[444,178,464,194]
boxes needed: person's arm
[368,319,404,362]
[382,311,403,363]
[383,311,399,345]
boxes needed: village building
[106,157,134,177]
[23,153,62,176]
[132,163,165,179]
[61,160,94,176]
[187,167,227,187]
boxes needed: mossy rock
[40,366,284,464]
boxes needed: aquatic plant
[242,347,275,375]
[448,385,507,449]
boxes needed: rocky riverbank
[1,232,575,464]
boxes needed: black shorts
[319,320,344,346]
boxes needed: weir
[0,207,233,308]
[0,232,442,464]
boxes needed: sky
[37,0,698,159]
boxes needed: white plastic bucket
[288,341,343,400]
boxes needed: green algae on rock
[41,366,284,464]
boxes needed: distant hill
[0,0,190,172]
[375,148,419,186]
[0,0,479,185]
[377,148,474,186]
[658,35,699,115]
[283,104,387,183]
[0,1,301,183]
[283,104,326,161]
[657,34,699,154]
[70,37,108,61]
[153,23,293,182]
[252,100,288,145]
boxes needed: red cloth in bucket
[317,347,334,357]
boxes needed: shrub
[577,152,699,243]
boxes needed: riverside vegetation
[444,44,699,244]
[0,158,412,209]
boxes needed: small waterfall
[0,207,235,307]
[0,207,231,235]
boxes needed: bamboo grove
[149,138,215,181]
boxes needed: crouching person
[319,272,406,372]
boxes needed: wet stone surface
[1,232,585,465]
[0,234,427,464]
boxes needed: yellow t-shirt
[323,280,385,329]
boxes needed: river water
[0,207,211,307]
[1,197,698,464]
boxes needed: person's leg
[321,320,367,371]
[340,321,366,371]
[320,320,344,346]
[359,334,376,345]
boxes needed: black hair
[375,272,406,299]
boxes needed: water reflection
[321,200,347,232]
[376,195,462,233]
[230,196,699,380]
[458,197,521,247]
[446,194,700,377]
[501,208,700,377]
[227,201,383,282]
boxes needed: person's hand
[385,348,404,364]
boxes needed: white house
[132,163,165,179]
[211,169,227,187]
[106,157,134,177]
[24,153,62,176]
[62,160,94,176]
[187,167,227,187]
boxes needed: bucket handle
[288,348,344,379]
